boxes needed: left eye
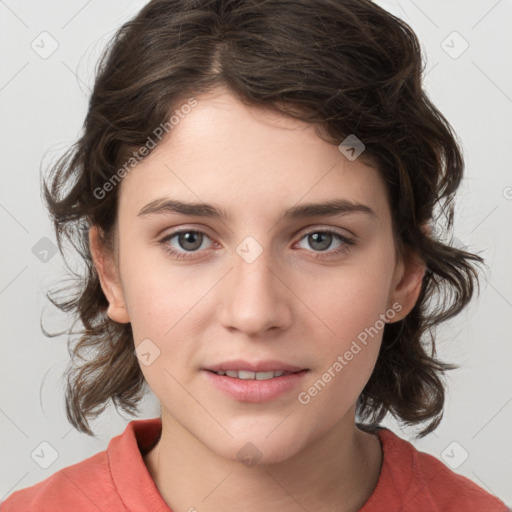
[295,230,353,253]
[159,229,354,260]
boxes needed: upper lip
[204,359,306,373]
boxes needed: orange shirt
[1,417,509,511]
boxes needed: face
[91,87,424,464]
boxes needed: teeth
[238,370,256,380]
[255,371,274,380]
[214,370,288,380]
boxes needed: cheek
[296,246,395,404]
[120,251,203,338]
[120,258,212,380]
[297,279,389,417]
[305,260,394,349]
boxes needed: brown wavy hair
[42,0,483,437]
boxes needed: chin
[198,423,315,467]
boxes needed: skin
[89,86,426,512]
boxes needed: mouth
[202,360,309,402]
[203,359,308,380]
[206,369,299,380]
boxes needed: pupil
[310,233,331,251]
[180,232,202,250]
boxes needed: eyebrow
[137,197,376,221]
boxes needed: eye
[159,229,214,259]
[295,229,355,259]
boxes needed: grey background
[1,0,511,505]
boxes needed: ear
[387,222,431,322]
[387,247,427,323]
[388,253,427,323]
[88,226,130,324]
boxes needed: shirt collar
[108,417,171,512]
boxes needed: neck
[144,409,382,512]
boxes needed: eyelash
[159,228,355,261]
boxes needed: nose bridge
[219,236,291,335]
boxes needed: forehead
[117,89,390,224]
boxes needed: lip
[204,359,305,373]
[202,360,309,403]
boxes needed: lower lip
[202,370,308,402]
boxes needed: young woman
[2,0,509,510]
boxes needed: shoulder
[368,427,510,512]
[0,449,124,512]
[1,418,163,512]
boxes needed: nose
[218,242,293,337]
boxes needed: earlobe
[388,250,426,323]
[88,226,130,324]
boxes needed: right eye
[159,229,215,259]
